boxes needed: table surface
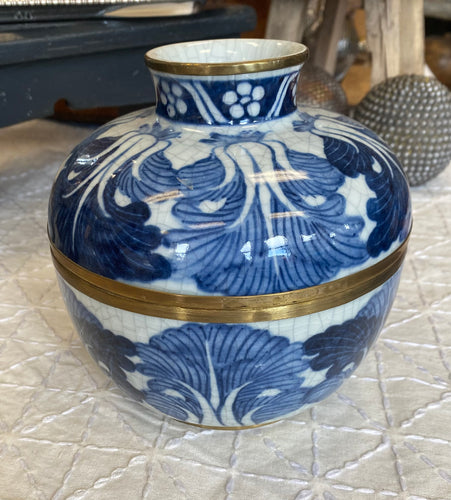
[1,118,450,500]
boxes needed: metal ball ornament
[353,74,451,186]
[297,63,349,115]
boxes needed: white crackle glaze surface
[1,119,450,499]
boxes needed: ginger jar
[48,39,412,429]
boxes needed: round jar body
[48,39,411,428]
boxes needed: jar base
[174,418,281,431]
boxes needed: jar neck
[151,66,302,126]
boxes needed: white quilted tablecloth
[1,119,450,500]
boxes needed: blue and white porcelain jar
[48,39,412,429]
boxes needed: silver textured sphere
[297,63,348,115]
[354,75,451,186]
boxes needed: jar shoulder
[48,105,411,296]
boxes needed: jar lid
[48,42,412,321]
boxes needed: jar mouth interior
[145,38,309,76]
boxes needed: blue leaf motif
[59,281,144,401]
[293,112,411,257]
[50,107,409,297]
[49,122,179,281]
[304,272,399,379]
[134,324,309,426]
[164,132,368,295]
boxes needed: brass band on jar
[175,418,278,431]
[50,236,409,323]
[145,40,309,76]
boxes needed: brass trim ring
[174,418,279,430]
[145,39,309,76]
[50,236,409,323]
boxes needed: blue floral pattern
[59,273,399,426]
[159,80,188,118]
[222,82,266,120]
[154,72,299,124]
[59,281,144,401]
[163,130,368,295]
[48,120,178,281]
[304,272,399,379]
[293,112,411,257]
[48,82,411,296]
[134,324,308,426]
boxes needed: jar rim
[145,38,309,76]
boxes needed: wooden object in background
[426,34,451,88]
[424,0,451,20]
[265,0,310,41]
[310,0,348,74]
[265,0,349,75]
[365,0,425,86]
